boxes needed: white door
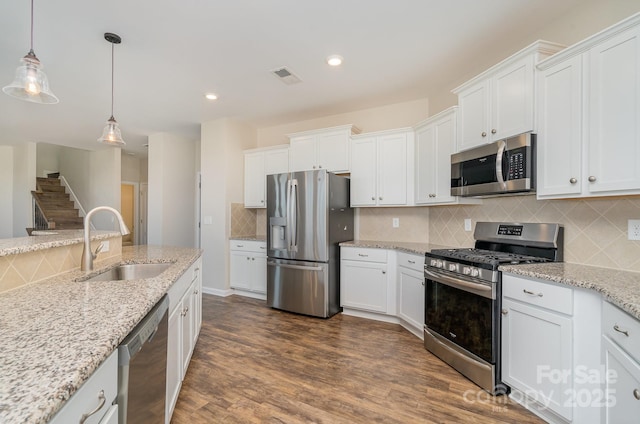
[457,80,490,151]
[536,55,584,198]
[491,56,534,140]
[139,183,148,245]
[414,123,436,204]
[350,137,378,206]
[588,26,640,195]
[433,114,457,203]
[250,255,267,293]
[229,251,251,290]
[289,135,317,172]
[397,266,424,330]
[317,131,349,173]
[244,153,266,207]
[340,260,388,313]
[377,133,408,206]
[603,337,640,424]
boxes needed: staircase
[31,177,84,230]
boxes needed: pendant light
[98,32,125,146]
[2,0,58,104]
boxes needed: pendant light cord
[110,42,115,118]
[29,0,34,52]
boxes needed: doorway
[121,182,139,245]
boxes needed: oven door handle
[425,268,495,299]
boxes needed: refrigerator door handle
[267,260,322,271]
[289,178,298,251]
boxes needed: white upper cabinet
[244,145,289,208]
[414,107,481,206]
[453,41,565,152]
[537,15,640,199]
[288,125,359,173]
[350,128,414,207]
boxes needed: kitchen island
[0,244,202,424]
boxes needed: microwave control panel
[507,151,526,180]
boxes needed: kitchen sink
[83,263,172,282]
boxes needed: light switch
[204,216,213,225]
[464,219,472,232]
[392,218,399,228]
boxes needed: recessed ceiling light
[205,93,218,100]
[327,55,343,67]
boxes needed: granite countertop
[340,240,453,256]
[500,262,640,321]
[229,235,266,242]
[0,230,120,257]
[0,245,202,424]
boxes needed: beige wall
[257,98,429,147]
[121,153,141,182]
[427,0,640,116]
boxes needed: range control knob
[436,260,443,268]
[448,264,457,272]
[470,268,480,278]
[462,267,471,275]
[430,259,438,267]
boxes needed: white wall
[58,147,91,211]
[147,133,197,247]
[12,142,36,236]
[0,147,14,239]
[36,143,62,177]
[121,153,141,182]
[88,148,122,230]
[200,118,256,293]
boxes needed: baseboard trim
[202,287,234,297]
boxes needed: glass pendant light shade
[98,116,125,146]
[3,50,58,104]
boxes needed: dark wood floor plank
[171,295,544,423]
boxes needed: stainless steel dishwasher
[118,295,169,424]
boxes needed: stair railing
[32,196,53,230]
[58,175,95,230]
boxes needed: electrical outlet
[392,218,400,228]
[628,219,640,240]
[464,218,472,232]
[101,240,110,252]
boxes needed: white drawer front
[49,350,118,424]
[503,274,573,315]
[341,247,387,263]
[397,251,424,272]
[229,240,266,253]
[603,301,640,363]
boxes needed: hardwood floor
[171,295,544,423]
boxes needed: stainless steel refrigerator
[266,170,353,318]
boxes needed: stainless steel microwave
[451,133,535,197]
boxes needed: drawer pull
[80,390,106,424]
[614,324,629,337]
[634,389,640,400]
[236,244,244,248]
[523,289,543,297]
[358,254,368,257]
[408,260,416,264]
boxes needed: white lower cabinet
[166,257,202,424]
[602,301,640,424]
[502,273,602,424]
[340,247,394,315]
[396,252,425,337]
[49,350,118,424]
[229,240,267,296]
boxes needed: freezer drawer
[267,259,331,318]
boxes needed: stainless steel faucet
[81,206,131,271]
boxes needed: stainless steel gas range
[423,222,564,394]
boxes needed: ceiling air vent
[271,66,302,85]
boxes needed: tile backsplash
[429,195,640,272]
[238,194,640,272]
[230,203,257,237]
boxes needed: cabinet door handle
[251,257,255,261]
[569,178,577,184]
[379,196,383,200]
[194,289,199,295]
[318,165,322,169]
[614,324,629,337]
[381,270,386,274]
[408,260,415,264]
[79,390,106,424]
[491,129,497,134]
[313,166,316,169]
[358,254,368,257]
[523,289,543,297]
[588,176,597,182]
[481,132,487,137]
[236,244,244,248]
[634,389,640,400]
[501,309,508,315]
[371,197,375,201]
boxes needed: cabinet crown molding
[537,11,640,70]
[413,106,457,129]
[452,40,566,94]
[243,143,289,154]
[286,124,361,139]
[350,126,414,139]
